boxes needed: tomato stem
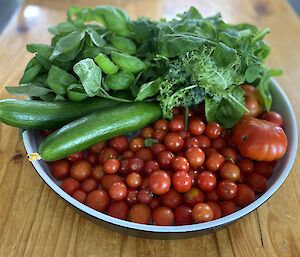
[184,106,189,131]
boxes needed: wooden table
[0,0,299,256]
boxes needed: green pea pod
[105,71,135,91]
[94,53,119,75]
[67,84,88,101]
[93,6,132,37]
[110,34,136,55]
[111,51,146,74]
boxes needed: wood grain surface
[0,0,300,256]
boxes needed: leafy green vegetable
[105,71,135,91]
[20,64,42,84]
[73,58,102,97]
[94,53,119,75]
[135,79,161,101]
[67,83,88,101]
[87,29,106,47]
[6,83,53,97]
[110,34,137,54]
[111,51,146,74]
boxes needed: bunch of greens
[6,6,281,128]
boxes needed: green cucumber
[31,102,162,161]
[0,98,119,129]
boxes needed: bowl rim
[23,79,298,233]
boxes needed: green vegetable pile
[5,6,281,128]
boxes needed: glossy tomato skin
[172,171,192,193]
[50,160,69,180]
[261,111,284,127]
[192,203,214,223]
[72,189,87,203]
[219,200,237,216]
[234,184,255,207]
[246,173,267,193]
[174,205,193,225]
[108,136,129,153]
[206,201,222,220]
[197,171,217,192]
[148,170,171,195]
[232,117,288,161]
[152,207,174,226]
[171,156,190,172]
[183,187,204,207]
[128,204,151,224]
[160,189,182,209]
[217,179,238,200]
[61,177,80,195]
[164,133,184,152]
[69,160,92,182]
[67,151,84,163]
[107,201,129,220]
[86,189,110,211]
[81,178,98,194]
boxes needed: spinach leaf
[245,63,261,83]
[73,58,102,97]
[26,44,52,58]
[87,29,106,47]
[48,21,79,35]
[111,51,146,74]
[20,64,42,84]
[6,83,53,97]
[135,79,161,101]
[213,42,237,67]
[67,83,88,101]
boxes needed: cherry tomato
[128,204,151,224]
[100,174,123,191]
[149,198,161,209]
[188,118,205,136]
[178,130,190,139]
[86,152,98,166]
[244,94,263,117]
[236,171,246,184]
[185,147,205,169]
[92,165,105,181]
[197,171,217,192]
[152,129,167,142]
[246,173,267,192]
[183,187,204,207]
[122,150,134,160]
[118,159,130,175]
[129,137,145,152]
[219,162,240,181]
[108,136,129,153]
[174,205,193,225]
[188,170,198,186]
[151,143,167,156]
[81,178,98,194]
[204,122,222,139]
[124,188,138,206]
[137,188,153,204]
[172,107,181,115]
[219,200,237,216]
[236,159,254,176]
[86,189,110,211]
[140,127,154,138]
[261,111,284,127]
[154,119,169,130]
[152,207,174,226]
[128,158,144,173]
[212,138,226,150]
[172,171,192,193]
[217,179,238,200]
[242,84,256,96]
[98,147,118,164]
[144,160,160,176]
[203,147,217,156]
[169,118,184,132]
[196,135,211,148]
[232,116,288,161]
[61,177,80,195]
[125,172,142,188]
[135,148,153,161]
[70,160,92,182]
[205,190,220,202]
[184,137,200,149]
[89,141,106,154]
[192,203,214,223]
[67,151,84,163]
[40,129,53,137]
[107,201,129,220]
[205,153,225,172]
[164,133,184,152]
[140,177,149,189]
[109,182,127,201]
[50,160,69,180]
[254,162,273,178]
[72,189,87,203]
[157,150,174,169]
[148,170,171,195]
[103,158,120,174]
[219,147,238,163]
[234,184,255,207]
[160,188,182,209]
[206,201,222,220]
[171,156,190,172]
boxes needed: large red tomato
[232,116,288,161]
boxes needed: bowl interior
[23,79,298,234]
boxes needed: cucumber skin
[0,98,119,129]
[39,102,162,161]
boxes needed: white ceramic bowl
[23,79,298,239]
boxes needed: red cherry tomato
[89,141,106,154]
[151,143,167,156]
[219,162,240,181]
[50,160,69,180]
[135,148,153,161]
[149,197,161,209]
[203,147,217,156]
[160,188,182,209]
[152,207,174,226]
[204,122,222,139]
[205,190,220,202]
[124,188,138,206]
[246,173,267,193]
[157,150,174,169]
[81,178,98,194]
[196,135,211,148]
[103,159,120,174]
[109,182,127,201]
[234,184,255,207]
[206,201,222,220]
[205,153,225,172]
[128,158,144,173]
[140,127,154,138]
[86,152,98,166]
[40,129,53,138]
[171,156,190,172]
[70,160,92,182]
[192,203,214,223]
[232,116,288,161]
[92,165,105,181]
[217,179,238,200]
[108,136,129,153]
[219,147,238,163]
[261,111,284,127]
[254,162,273,178]
[174,205,193,225]
[118,159,130,175]
[172,171,192,193]
[144,160,160,176]
[148,170,171,195]
[122,150,135,160]
[125,172,142,188]
[183,187,204,207]
[197,171,217,192]
[164,133,184,152]
[72,189,87,203]
[61,177,80,195]
[212,138,226,150]
[236,159,254,176]
[86,189,110,211]
[107,201,129,220]
[188,118,205,136]
[100,174,123,191]
[185,147,205,168]
[154,119,169,130]
[244,94,263,117]
[137,188,153,204]
[219,200,237,216]
[169,118,185,132]
[98,147,118,164]
[152,129,167,142]
[184,137,200,149]
[129,137,145,152]
[128,204,151,224]
[188,169,198,186]
[67,151,84,163]
[178,130,190,139]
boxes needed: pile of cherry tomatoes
[48,105,286,226]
